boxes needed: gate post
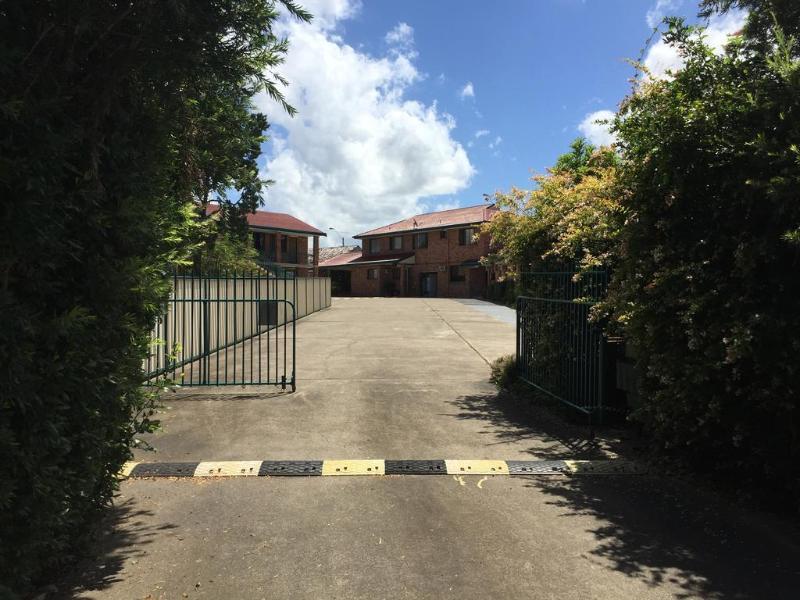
[201,274,210,385]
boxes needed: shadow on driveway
[448,390,625,459]
[450,390,800,599]
[53,498,176,599]
[527,475,800,599]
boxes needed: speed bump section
[563,460,644,474]
[194,461,262,477]
[385,460,446,475]
[445,460,508,475]
[506,460,569,475]
[129,462,198,478]
[120,462,140,478]
[259,461,322,476]
[322,460,385,476]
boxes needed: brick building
[319,204,497,297]
[208,204,325,276]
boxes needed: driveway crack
[423,300,491,366]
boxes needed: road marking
[120,459,643,479]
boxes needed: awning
[334,253,416,268]
[461,259,482,268]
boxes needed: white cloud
[646,0,683,29]
[643,10,746,79]
[474,129,490,139]
[257,0,474,245]
[300,0,360,30]
[460,81,475,99]
[385,22,415,55]
[488,136,502,149]
[578,110,616,146]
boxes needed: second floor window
[458,228,476,246]
[369,238,380,253]
[412,232,428,249]
[390,236,403,250]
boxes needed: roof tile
[355,203,496,238]
[206,204,325,236]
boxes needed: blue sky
[254,0,743,246]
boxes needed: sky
[254,0,745,247]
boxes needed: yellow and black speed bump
[385,460,446,475]
[129,462,198,477]
[506,460,569,475]
[122,459,644,479]
[259,460,323,476]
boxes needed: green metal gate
[145,268,296,390]
[515,270,608,422]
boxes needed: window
[367,268,378,280]
[450,265,466,282]
[390,236,403,250]
[412,232,428,249]
[369,238,381,254]
[458,227,476,245]
[440,230,447,240]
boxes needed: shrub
[490,355,518,389]
[0,0,310,592]
[610,5,800,504]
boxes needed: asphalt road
[61,298,800,599]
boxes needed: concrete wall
[145,275,330,377]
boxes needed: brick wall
[350,226,489,298]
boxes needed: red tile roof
[318,249,363,267]
[354,203,497,238]
[319,245,361,263]
[319,250,417,268]
[206,204,325,236]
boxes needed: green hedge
[0,1,308,593]
[611,8,800,505]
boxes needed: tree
[0,1,310,592]
[610,1,800,502]
[482,139,623,279]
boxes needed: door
[420,272,438,297]
[468,268,487,297]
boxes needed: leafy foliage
[482,140,624,278]
[610,3,800,503]
[0,0,308,593]
[490,354,518,389]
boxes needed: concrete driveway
[65,298,800,600]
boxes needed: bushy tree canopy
[610,1,800,501]
[0,1,308,592]
[483,140,623,276]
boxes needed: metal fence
[519,269,608,302]
[516,270,609,422]
[144,268,331,390]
